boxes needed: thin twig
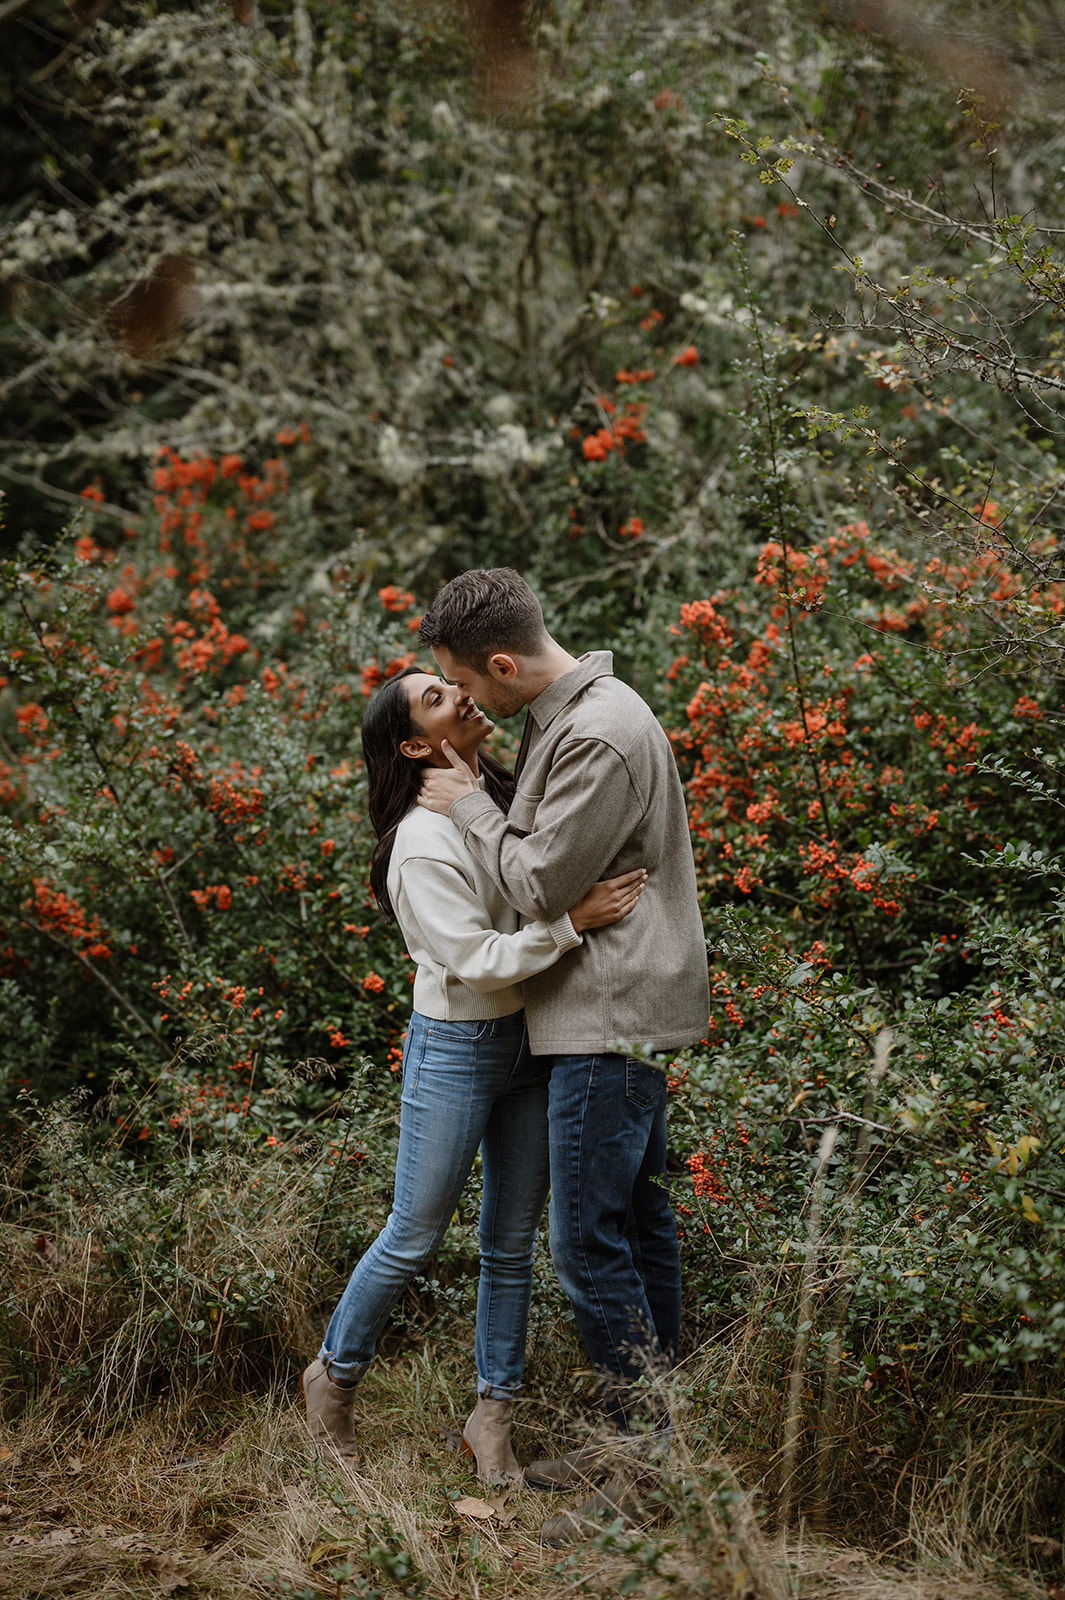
[781,1123,838,1522]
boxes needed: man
[416,568,709,1543]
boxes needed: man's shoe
[461,1396,522,1486]
[301,1358,360,1467]
[525,1428,642,1491]
[539,1468,653,1547]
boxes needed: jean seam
[404,1019,428,1098]
[627,1202,647,1289]
[478,1091,500,1389]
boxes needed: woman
[302,665,645,1483]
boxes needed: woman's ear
[399,736,432,761]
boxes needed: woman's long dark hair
[363,665,515,922]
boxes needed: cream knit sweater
[387,796,582,1022]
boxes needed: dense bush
[661,511,1064,1442]
[0,440,427,1094]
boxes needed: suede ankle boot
[301,1358,360,1467]
[461,1396,522,1486]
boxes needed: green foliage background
[2,0,1064,1543]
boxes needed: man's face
[431,645,528,719]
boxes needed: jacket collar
[527,650,614,731]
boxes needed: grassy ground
[0,1345,1055,1600]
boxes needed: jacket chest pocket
[507,789,544,834]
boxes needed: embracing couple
[302,568,709,1545]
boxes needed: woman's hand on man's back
[568,869,647,933]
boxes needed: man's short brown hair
[418,568,548,672]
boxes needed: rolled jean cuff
[478,1377,521,1400]
[317,1347,371,1386]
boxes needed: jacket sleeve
[398,854,582,993]
[450,737,642,924]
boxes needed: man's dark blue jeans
[545,1051,681,1431]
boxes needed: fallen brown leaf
[486,1487,516,1527]
[112,1532,152,1551]
[142,1552,191,1593]
[453,1495,496,1520]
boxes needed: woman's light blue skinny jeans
[319,1009,550,1397]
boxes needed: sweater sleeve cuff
[549,913,583,952]
[450,790,498,830]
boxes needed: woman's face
[400,672,493,767]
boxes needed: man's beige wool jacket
[450,651,711,1056]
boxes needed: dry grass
[677,1300,1065,1572]
[5,1221,1058,1600]
[0,1354,1055,1600]
[0,1117,368,1416]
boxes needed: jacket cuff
[450,790,498,828]
[549,913,583,952]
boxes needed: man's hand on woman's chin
[417,740,480,814]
